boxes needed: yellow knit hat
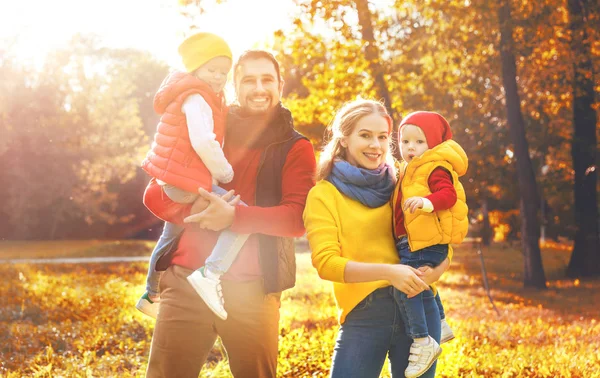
[178,32,233,73]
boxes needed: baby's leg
[434,291,445,320]
[161,184,199,204]
[146,222,184,295]
[162,184,209,214]
[186,185,249,321]
[435,288,456,344]
[394,238,442,377]
[394,238,431,339]
[416,244,455,345]
[136,221,183,319]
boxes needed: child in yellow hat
[138,32,246,321]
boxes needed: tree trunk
[497,0,547,288]
[481,198,493,246]
[566,0,600,277]
[353,0,401,159]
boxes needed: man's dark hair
[233,50,282,84]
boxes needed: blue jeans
[435,291,445,320]
[395,237,448,339]
[145,222,182,296]
[145,185,249,296]
[330,286,440,378]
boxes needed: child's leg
[436,290,456,344]
[186,185,248,321]
[146,221,184,297]
[434,291,445,320]
[394,283,441,378]
[394,238,431,340]
[144,183,196,297]
[137,221,183,318]
[203,185,249,276]
[161,184,199,204]
[204,231,250,275]
[394,238,447,377]
[161,183,210,216]
[394,241,448,337]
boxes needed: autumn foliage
[1,243,599,377]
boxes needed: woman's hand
[419,258,450,286]
[384,264,430,298]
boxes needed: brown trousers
[145,265,281,378]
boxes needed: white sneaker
[135,292,159,319]
[405,336,442,378]
[187,268,227,320]
[440,318,455,344]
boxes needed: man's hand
[403,197,425,213]
[190,195,210,215]
[183,188,241,231]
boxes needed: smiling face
[234,57,284,115]
[341,113,391,170]
[193,56,232,93]
[400,124,430,163]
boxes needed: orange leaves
[1,243,600,377]
[0,262,152,376]
[539,239,572,251]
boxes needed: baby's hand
[403,197,424,213]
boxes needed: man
[143,50,317,378]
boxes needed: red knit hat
[398,111,453,149]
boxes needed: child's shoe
[440,318,455,344]
[405,336,442,378]
[136,292,159,319]
[187,266,227,320]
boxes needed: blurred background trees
[0,0,597,276]
[0,35,168,240]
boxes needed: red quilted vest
[142,71,227,194]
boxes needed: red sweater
[143,138,316,281]
[394,168,457,237]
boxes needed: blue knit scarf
[327,160,396,208]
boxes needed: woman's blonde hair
[316,99,395,181]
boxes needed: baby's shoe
[136,292,159,319]
[405,335,442,378]
[187,266,227,320]
[440,318,455,344]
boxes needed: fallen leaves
[0,244,599,377]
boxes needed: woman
[303,99,449,378]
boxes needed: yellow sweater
[303,180,399,324]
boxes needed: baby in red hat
[391,111,469,378]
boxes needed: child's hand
[403,197,424,213]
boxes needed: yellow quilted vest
[393,140,469,254]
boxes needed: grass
[0,240,155,260]
[0,240,599,377]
